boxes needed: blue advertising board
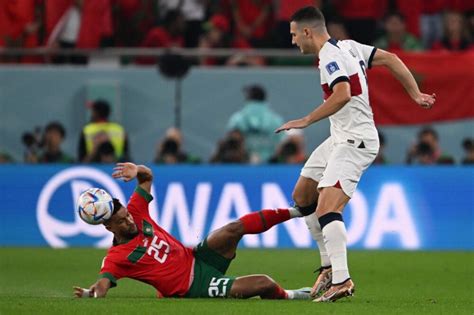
[0,165,472,250]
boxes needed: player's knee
[291,189,303,205]
[256,275,277,293]
[224,221,245,238]
[316,188,349,216]
[292,190,315,210]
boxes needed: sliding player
[74,162,310,300]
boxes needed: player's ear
[303,27,311,37]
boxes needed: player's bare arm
[73,278,111,298]
[275,82,351,133]
[371,49,436,109]
[112,162,153,193]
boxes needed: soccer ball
[77,188,114,225]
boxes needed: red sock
[239,209,290,234]
[265,284,288,299]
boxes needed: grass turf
[0,248,472,314]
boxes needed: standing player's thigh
[318,143,377,198]
[300,137,334,183]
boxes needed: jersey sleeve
[127,186,154,218]
[98,256,124,288]
[351,40,377,69]
[320,53,350,91]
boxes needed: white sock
[322,220,350,284]
[288,206,303,218]
[285,290,294,299]
[304,214,331,267]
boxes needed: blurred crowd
[0,0,473,65]
[1,88,472,165]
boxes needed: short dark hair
[291,6,325,27]
[112,198,123,217]
[103,198,123,227]
[92,100,111,119]
[462,138,473,150]
[110,198,124,246]
[418,126,438,140]
[244,84,266,101]
[45,121,66,138]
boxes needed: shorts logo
[326,62,340,75]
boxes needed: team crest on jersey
[326,62,340,75]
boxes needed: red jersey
[336,0,386,19]
[277,0,318,20]
[45,0,113,48]
[234,0,273,39]
[99,187,195,297]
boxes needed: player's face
[420,133,437,148]
[290,21,314,54]
[108,207,138,238]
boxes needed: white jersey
[319,39,379,149]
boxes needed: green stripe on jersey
[99,272,117,287]
[135,186,153,203]
[127,246,147,263]
[142,220,154,237]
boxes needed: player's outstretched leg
[203,209,311,300]
[206,208,302,259]
[239,207,303,234]
[229,275,311,300]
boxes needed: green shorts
[185,238,236,298]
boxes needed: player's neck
[314,33,331,56]
[114,234,134,245]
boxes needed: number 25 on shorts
[208,277,230,297]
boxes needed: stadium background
[0,0,473,314]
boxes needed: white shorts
[300,137,378,198]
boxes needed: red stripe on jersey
[322,83,331,100]
[321,73,363,100]
[348,73,363,96]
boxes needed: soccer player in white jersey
[275,7,436,302]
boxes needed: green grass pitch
[0,248,472,314]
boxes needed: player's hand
[73,286,93,298]
[112,162,138,182]
[275,118,309,133]
[415,93,436,109]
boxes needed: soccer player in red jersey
[73,162,310,300]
